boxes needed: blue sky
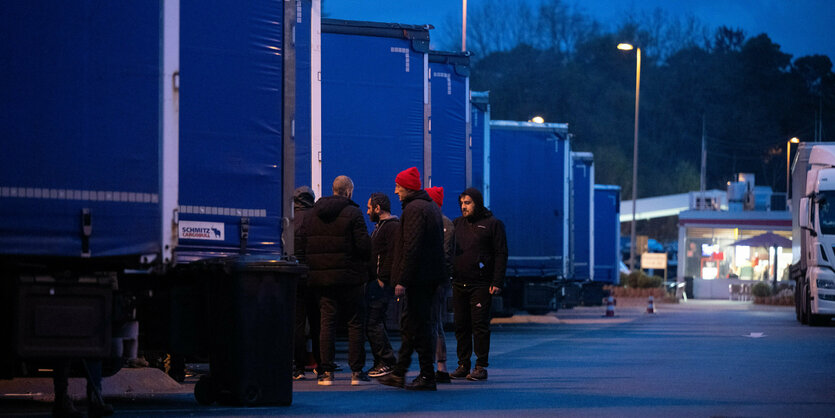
[325,0,835,60]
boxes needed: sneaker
[377,373,405,388]
[88,400,115,417]
[450,365,469,379]
[466,366,487,381]
[367,363,393,378]
[351,371,370,386]
[293,369,305,380]
[405,375,437,391]
[435,370,451,383]
[52,394,83,418]
[317,371,334,386]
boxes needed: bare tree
[535,0,599,60]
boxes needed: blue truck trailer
[428,51,471,219]
[470,92,491,201]
[594,185,622,284]
[1,1,304,406]
[486,121,570,314]
[570,152,595,281]
[319,19,430,217]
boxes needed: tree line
[437,0,835,199]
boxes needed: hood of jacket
[313,195,357,222]
[294,186,315,211]
[460,187,492,220]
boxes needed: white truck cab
[793,144,835,324]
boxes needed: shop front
[677,210,791,299]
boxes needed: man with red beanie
[378,167,445,391]
[425,186,454,383]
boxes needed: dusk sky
[325,0,835,61]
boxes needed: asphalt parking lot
[2,300,833,417]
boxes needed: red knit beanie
[395,167,422,190]
[426,186,444,208]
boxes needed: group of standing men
[294,167,507,391]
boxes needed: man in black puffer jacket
[450,187,508,382]
[378,167,445,391]
[291,186,319,380]
[297,176,370,386]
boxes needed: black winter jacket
[298,195,370,287]
[371,216,399,285]
[442,215,455,280]
[452,212,508,289]
[391,190,445,289]
[293,186,315,259]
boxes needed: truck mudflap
[0,270,127,379]
[14,275,114,359]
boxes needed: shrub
[751,282,773,297]
[621,270,663,288]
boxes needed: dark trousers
[366,281,396,367]
[395,285,436,379]
[53,359,103,400]
[432,280,450,364]
[453,284,492,368]
[319,284,366,373]
[293,281,320,371]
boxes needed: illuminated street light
[618,42,641,272]
[787,137,800,208]
[531,116,545,124]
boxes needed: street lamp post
[787,137,800,208]
[462,0,467,51]
[618,43,641,272]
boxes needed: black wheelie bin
[194,255,306,406]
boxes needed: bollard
[647,295,655,314]
[604,295,615,317]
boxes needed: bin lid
[230,254,307,273]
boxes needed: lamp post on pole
[462,0,467,51]
[787,137,800,209]
[618,42,641,272]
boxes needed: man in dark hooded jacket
[292,186,319,380]
[297,176,370,386]
[450,187,508,382]
[378,167,445,391]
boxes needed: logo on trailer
[179,221,225,241]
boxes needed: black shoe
[317,371,334,386]
[450,364,469,379]
[466,366,487,381]
[293,369,306,380]
[351,371,371,386]
[435,370,451,383]
[52,394,83,418]
[367,363,393,378]
[88,401,114,417]
[377,373,405,388]
[405,375,437,391]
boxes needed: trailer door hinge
[240,217,250,253]
[81,208,92,258]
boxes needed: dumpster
[194,256,306,406]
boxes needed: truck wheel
[800,283,810,325]
[795,286,802,322]
[194,375,215,405]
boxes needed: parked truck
[1,1,306,406]
[790,143,835,325]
